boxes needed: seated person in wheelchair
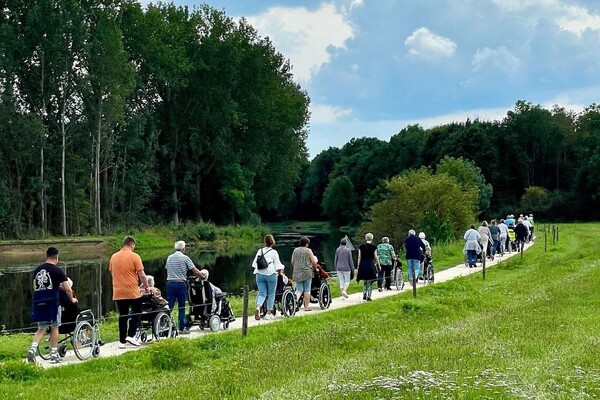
[139,275,168,307]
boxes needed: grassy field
[2,223,598,399]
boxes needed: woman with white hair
[376,237,396,291]
[357,233,380,301]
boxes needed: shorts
[295,279,312,294]
[37,305,62,329]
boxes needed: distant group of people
[334,230,431,301]
[464,213,535,268]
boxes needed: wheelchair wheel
[140,331,148,343]
[281,290,297,317]
[153,311,173,341]
[318,283,331,310]
[92,345,100,358]
[223,321,229,330]
[58,343,67,358]
[394,267,404,290]
[208,314,221,332]
[37,336,52,360]
[73,320,96,360]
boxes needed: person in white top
[464,225,481,268]
[251,235,284,321]
[497,219,509,256]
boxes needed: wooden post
[552,227,556,246]
[482,251,486,280]
[544,232,547,252]
[411,263,417,298]
[242,285,249,338]
[556,226,559,242]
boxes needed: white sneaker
[27,349,36,364]
[118,342,126,349]
[264,313,275,320]
[342,291,348,299]
[125,336,141,347]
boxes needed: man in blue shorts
[27,247,77,364]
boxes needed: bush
[0,360,41,381]
[173,222,216,242]
[148,340,194,371]
[361,168,477,245]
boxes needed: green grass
[3,223,599,399]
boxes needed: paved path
[37,244,532,368]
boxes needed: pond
[0,230,352,331]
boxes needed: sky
[144,0,600,157]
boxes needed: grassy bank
[2,223,596,399]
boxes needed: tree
[520,186,550,216]
[436,155,493,212]
[361,168,477,246]
[322,176,360,227]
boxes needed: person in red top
[109,236,149,349]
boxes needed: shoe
[50,355,62,364]
[367,297,373,301]
[254,308,260,321]
[378,288,383,292]
[265,313,275,320]
[362,294,367,300]
[118,342,126,349]
[125,336,141,347]
[342,291,348,298]
[179,328,190,335]
[27,349,36,364]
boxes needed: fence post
[411,263,417,298]
[242,285,249,338]
[552,227,556,246]
[544,232,547,252]
[556,226,559,242]
[482,252,486,280]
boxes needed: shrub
[0,360,41,381]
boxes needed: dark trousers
[377,264,393,289]
[115,297,143,344]
[167,281,188,331]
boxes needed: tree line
[0,1,309,239]
[301,101,600,231]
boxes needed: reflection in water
[0,230,350,331]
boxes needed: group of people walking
[464,214,535,268]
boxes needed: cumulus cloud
[558,4,600,35]
[404,27,457,60]
[245,4,354,84]
[310,104,353,123]
[472,46,522,76]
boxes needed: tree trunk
[195,175,203,222]
[95,97,103,235]
[60,94,67,236]
[170,157,179,224]
[39,50,46,236]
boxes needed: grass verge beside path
[4,224,598,399]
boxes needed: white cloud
[349,0,364,11]
[472,46,522,76]
[492,0,600,35]
[245,4,354,84]
[310,104,353,123]
[404,27,457,60]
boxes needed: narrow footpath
[38,244,532,368]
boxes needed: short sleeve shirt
[166,251,196,280]
[32,263,67,305]
[109,248,144,300]
[376,243,395,265]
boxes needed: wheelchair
[419,254,435,284]
[135,294,177,343]
[186,278,235,332]
[260,274,297,318]
[392,260,405,290]
[309,262,331,310]
[38,308,101,361]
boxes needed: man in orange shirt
[109,236,149,348]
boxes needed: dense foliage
[302,101,600,226]
[361,168,478,244]
[0,1,309,238]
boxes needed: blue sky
[145,0,600,157]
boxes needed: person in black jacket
[405,230,426,284]
[514,219,529,251]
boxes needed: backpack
[256,248,273,270]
